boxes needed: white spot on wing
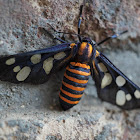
[98,63,108,72]
[134,90,140,99]
[16,66,31,81]
[30,54,41,64]
[116,76,126,87]
[54,52,66,60]
[6,58,15,65]
[13,66,21,72]
[43,57,54,74]
[126,94,132,101]
[101,73,112,88]
[116,90,126,106]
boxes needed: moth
[0,5,140,110]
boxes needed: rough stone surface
[0,0,140,139]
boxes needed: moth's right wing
[90,51,140,110]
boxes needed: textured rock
[0,0,140,139]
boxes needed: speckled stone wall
[0,0,140,139]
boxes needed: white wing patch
[13,66,21,72]
[98,63,108,72]
[126,94,132,101]
[116,76,126,87]
[43,57,54,74]
[16,66,31,81]
[134,90,140,99]
[116,90,126,106]
[30,54,41,64]
[101,73,112,89]
[5,58,15,65]
[54,52,66,60]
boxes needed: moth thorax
[76,42,93,63]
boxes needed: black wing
[90,51,140,110]
[0,43,75,84]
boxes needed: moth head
[82,37,96,46]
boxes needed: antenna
[97,30,128,46]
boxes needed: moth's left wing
[90,51,140,110]
[0,43,75,84]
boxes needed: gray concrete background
[0,0,140,139]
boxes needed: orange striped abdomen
[59,62,90,110]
